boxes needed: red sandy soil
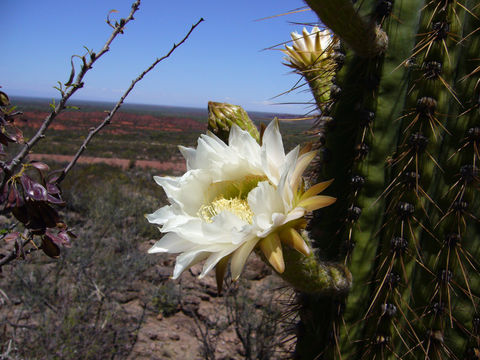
[19,110,205,134]
[28,153,187,174]
[20,108,196,173]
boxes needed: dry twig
[6,0,142,173]
[0,1,203,268]
[57,17,204,183]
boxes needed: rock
[143,265,173,282]
[148,332,159,341]
[11,297,22,305]
[112,290,138,304]
[243,256,272,280]
[197,275,219,297]
[197,301,228,327]
[169,333,180,341]
[199,293,210,301]
[161,349,174,358]
[181,294,200,316]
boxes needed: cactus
[282,0,480,358]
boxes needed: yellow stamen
[198,197,254,224]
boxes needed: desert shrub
[61,163,163,239]
[0,164,159,359]
[151,282,182,317]
[2,245,145,359]
[224,282,286,360]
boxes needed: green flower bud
[207,102,260,144]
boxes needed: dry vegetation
[0,98,309,359]
[0,163,298,359]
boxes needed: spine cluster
[296,0,480,358]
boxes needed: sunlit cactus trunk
[291,0,480,358]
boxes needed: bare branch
[6,0,142,173]
[56,17,204,183]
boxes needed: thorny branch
[57,17,205,183]
[5,0,141,173]
[0,2,203,268]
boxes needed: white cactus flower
[146,119,335,288]
[283,26,333,70]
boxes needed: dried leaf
[21,175,48,202]
[46,182,61,195]
[3,232,20,242]
[0,91,9,107]
[35,203,59,228]
[13,127,24,144]
[30,161,49,172]
[11,206,28,225]
[7,184,24,208]
[41,235,60,258]
[47,194,65,206]
[0,132,15,146]
[46,230,72,248]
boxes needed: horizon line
[9,95,309,118]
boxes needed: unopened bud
[207,102,260,143]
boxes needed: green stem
[257,234,352,296]
[281,246,352,295]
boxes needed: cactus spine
[291,0,480,358]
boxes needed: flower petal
[148,232,193,253]
[300,179,334,201]
[261,119,285,184]
[178,145,196,170]
[259,232,285,274]
[277,145,300,209]
[215,255,231,294]
[290,151,316,193]
[199,247,236,279]
[248,181,284,230]
[279,227,311,256]
[145,205,175,226]
[297,195,337,212]
[172,250,209,279]
[230,237,260,280]
[154,170,212,216]
[229,125,261,165]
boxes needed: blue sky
[1,0,319,113]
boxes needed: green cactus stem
[255,232,352,295]
[286,0,480,358]
[304,0,388,58]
